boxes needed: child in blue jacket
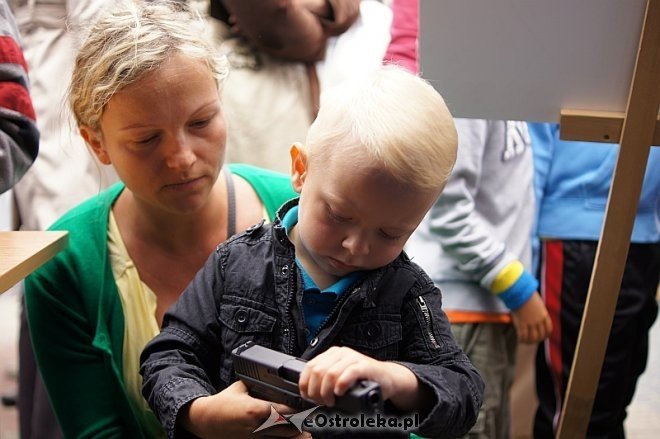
[530,122,659,438]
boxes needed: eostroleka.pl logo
[254,406,421,434]
[253,405,320,434]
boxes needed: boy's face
[290,144,440,286]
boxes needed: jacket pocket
[218,299,278,383]
[339,316,402,360]
[219,302,277,333]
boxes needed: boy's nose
[342,233,369,256]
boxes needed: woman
[24,2,298,437]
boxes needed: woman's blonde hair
[69,0,228,131]
[306,66,458,191]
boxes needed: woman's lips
[163,176,205,191]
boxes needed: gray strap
[224,168,236,238]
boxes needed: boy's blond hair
[69,0,228,131]
[305,66,457,191]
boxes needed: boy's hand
[181,381,311,438]
[299,346,431,412]
[511,292,552,344]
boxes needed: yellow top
[107,212,166,438]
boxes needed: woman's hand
[181,380,311,438]
[295,0,332,18]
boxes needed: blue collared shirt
[281,206,362,342]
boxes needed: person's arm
[528,122,556,235]
[140,249,225,438]
[298,275,484,438]
[428,119,550,342]
[180,381,309,438]
[24,247,139,437]
[382,0,419,74]
[428,120,530,290]
[0,1,39,193]
[141,248,303,438]
[220,0,360,62]
[397,284,485,437]
[527,122,556,279]
[428,119,512,283]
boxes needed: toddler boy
[140,66,484,438]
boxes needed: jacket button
[245,220,264,234]
[281,265,289,276]
[365,322,381,338]
[235,309,248,323]
[310,337,319,347]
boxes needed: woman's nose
[165,135,196,170]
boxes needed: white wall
[419,0,648,122]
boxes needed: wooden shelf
[0,231,68,294]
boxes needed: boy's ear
[80,125,111,165]
[290,142,308,194]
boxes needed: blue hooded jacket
[530,122,659,244]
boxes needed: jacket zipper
[418,296,440,349]
[311,286,360,342]
[284,262,297,354]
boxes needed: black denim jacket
[141,200,484,439]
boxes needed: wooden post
[556,0,660,437]
[560,110,660,145]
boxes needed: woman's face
[85,53,227,215]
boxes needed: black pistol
[232,341,383,414]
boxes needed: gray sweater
[406,119,535,315]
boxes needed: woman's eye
[191,118,211,129]
[135,135,158,145]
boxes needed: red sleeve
[0,35,36,120]
[383,0,419,74]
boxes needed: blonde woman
[24,2,296,437]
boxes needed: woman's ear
[290,142,308,194]
[79,125,111,165]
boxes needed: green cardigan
[25,164,297,438]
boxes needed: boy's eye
[327,207,350,223]
[380,230,403,241]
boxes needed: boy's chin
[326,257,360,275]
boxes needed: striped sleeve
[0,2,39,193]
